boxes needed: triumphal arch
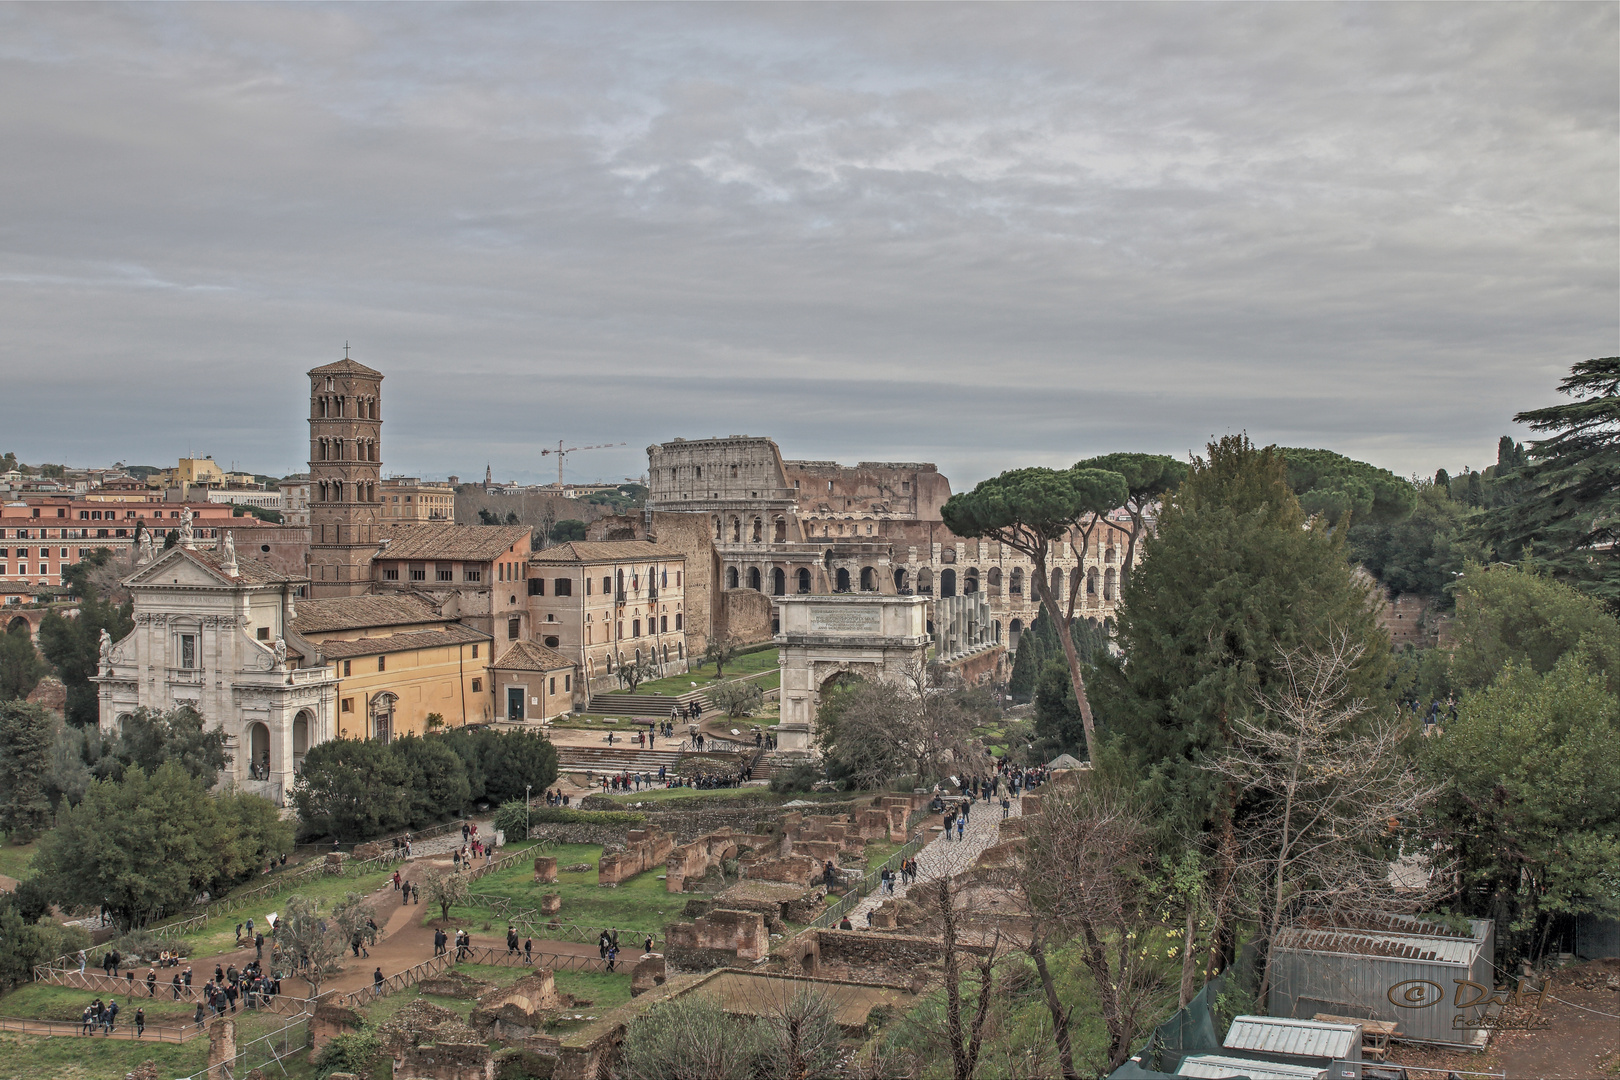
[774,594,929,752]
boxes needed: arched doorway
[860,566,876,592]
[5,616,29,637]
[726,566,739,589]
[893,567,908,592]
[248,722,271,780]
[292,710,311,772]
[917,567,933,595]
[1009,617,1024,649]
[835,567,851,592]
[772,567,785,595]
[940,568,957,598]
[796,568,812,594]
[370,692,397,743]
[747,567,762,591]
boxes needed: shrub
[493,799,531,842]
[530,806,646,827]
[708,680,764,718]
[619,995,764,1080]
[770,762,822,794]
[314,1030,382,1079]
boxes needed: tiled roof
[307,357,383,378]
[377,524,532,562]
[530,540,686,564]
[183,547,301,585]
[492,640,576,672]
[292,594,446,634]
[315,622,490,660]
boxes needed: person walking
[184,966,193,989]
[145,968,156,997]
[433,928,447,957]
[956,817,965,842]
[1001,795,1011,819]
[255,931,264,960]
[134,1007,145,1039]
[523,938,532,964]
[192,1001,206,1028]
[77,948,87,974]
[373,967,384,993]
[506,927,519,955]
[172,972,182,1000]
[104,999,119,1034]
[81,1004,93,1035]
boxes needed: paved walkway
[847,795,1022,924]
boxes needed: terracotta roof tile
[377,524,532,562]
[182,547,301,585]
[529,540,686,564]
[307,357,383,378]
[315,623,490,660]
[292,594,446,634]
[492,640,576,672]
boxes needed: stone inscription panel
[809,606,882,635]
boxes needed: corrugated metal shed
[1224,1016,1360,1061]
[1268,914,1494,1049]
[1175,1054,1325,1079]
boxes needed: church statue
[137,529,155,565]
[98,627,113,669]
[179,507,195,549]
[273,637,288,669]
[221,531,237,568]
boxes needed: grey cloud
[0,3,1613,488]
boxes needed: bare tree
[276,895,346,998]
[703,633,739,680]
[422,867,469,923]
[816,662,988,790]
[617,654,659,693]
[1204,634,1449,1000]
[1018,784,1174,1074]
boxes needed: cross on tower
[344,342,350,359]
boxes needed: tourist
[172,972,182,999]
[434,928,447,956]
[77,948,86,974]
[956,817,965,842]
[255,931,265,960]
[104,999,118,1034]
[506,927,519,955]
[838,915,853,930]
[374,967,384,992]
[235,922,244,945]
[81,1004,93,1035]
[134,1006,145,1039]
[1001,796,1011,819]
[193,1002,206,1028]
[605,944,617,973]
[184,966,193,988]
[393,869,401,891]
[524,938,533,964]
[146,967,157,996]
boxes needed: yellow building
[380,477,455,522]
[291,594,493,739]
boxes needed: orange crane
[539,440,626,487]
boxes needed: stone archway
[774,594,929,752]
[248,721,271,780]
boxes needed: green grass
[553,970,632,1012]
[445,844,682,937]
[157,867,394,958]
[605,786,783,804]
[609,648,780,697]
[0,1029,209,1080]
[0,834,38,881]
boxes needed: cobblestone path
[848,796,1022,924]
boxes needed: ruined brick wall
[719,587,774,645]
[649,511,723,655]
[1378,591,1452,649]
[814,929,943,968]
[397,1041,495,1080]
[598,827,675,885]
[664,908,767,973]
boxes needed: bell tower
[307,351,384,597]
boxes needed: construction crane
[540,440,626,487]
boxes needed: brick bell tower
[307,350,384,597]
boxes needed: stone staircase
[586,688,711,718]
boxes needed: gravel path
[848,796,1021,924]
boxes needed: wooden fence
[0,1014,202,1042]
[27,967,315,1019]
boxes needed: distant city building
[490,640,577,722]
[380,477,454,522]
[206,489,285,512]
[278,476,311,527]
[371,523,533,644]
[0,497,235,587]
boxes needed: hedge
[531,806,648,827]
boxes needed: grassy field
[155,866,396,958]
[442,843,683,938]
[607,647,780,697]
[0,835,38,882]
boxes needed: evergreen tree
[1434,467,1450,492]
[1093,435,1391,970]
[392,734,472,826]
[1483,358,1620,604]
[1032,660,1083,756]
[97,704,229,786]
[291,738,412,842]
[0,701,56,841]
[1007,629,1044,703]
[478,729,559,804]
[0,621,45,702]
[37,551,132,726]
[1447,563,1620,694]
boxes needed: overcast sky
[2,3,1615,489]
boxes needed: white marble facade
[94,544,337,805]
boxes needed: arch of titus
[774,594,929,752]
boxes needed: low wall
[664,908,768,974]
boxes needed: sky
[1,3,1616,491]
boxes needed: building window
[437,568,453,582]
[602,576,611,595]
[410,566,426,581]
[257,626,270,640]
[529,577,544,596]
[549,677,556,695]
[584,577,592,595]
[383,567,399,581]
[633,619,641,637]
[564,674,571,692]
[341,697,353,713]
[465,569,481,582]
[675,613,683,630]
[554,577,571,597]
[343,659,352,676]
[180,634,197,669]
[378,656,386,672]
[660,615,668,632]
[471,643,480,659]
[471,678,482,693]
[508,618,521,639]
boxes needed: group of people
[541,788,573,807]
[79,998,144,1037]
[505,926,537,964]
[434,927,476,961]
[391,869,422,904]
[880,857,920,894]
[667,702,704,725]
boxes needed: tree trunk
[936,879,972,1080]
[1080,919,1128,1068]
[1179,897,1200,1008]
[1205,780,1238,979]
[1031,553,1099,764]
[1030,932,1079,1080]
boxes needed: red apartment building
[0,497,237,590]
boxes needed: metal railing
[808,831,925,931]
[27,967,315,1018]
[171,1014,311,1080]
[0,1014,200,1042]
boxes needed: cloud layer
[1,4,1614,487]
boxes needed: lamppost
[525,784,531,842]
